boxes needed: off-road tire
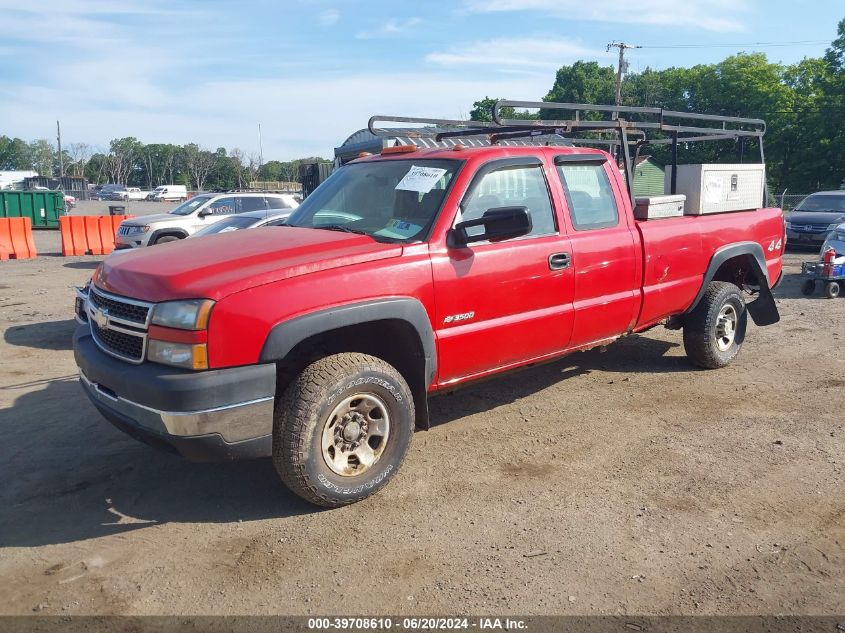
[154,235,180,245]
[273,353,414,508]
[683,281,747,369]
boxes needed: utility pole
[606,41,640,161]
[606,41,641,112]
[258,123,264,169]
[56,120,64,177]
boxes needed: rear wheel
[153,235,180,245]
[683,281,747,369]
[824,281,840,299]
[273,353,414,507]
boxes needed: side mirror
[198,208,212,218]
[449,206,532,247]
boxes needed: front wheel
[273,353,414,507]
[153,235,180,245]
[683,281,748,369]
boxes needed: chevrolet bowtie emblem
[91,306,109,330]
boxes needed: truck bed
[634,207,785,329]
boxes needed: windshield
[192,215,258,236]
[169,195,212,216]
[795,194,845,212]
[285,158,461,242]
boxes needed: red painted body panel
[95,227,402,303]
[91,144,784,387]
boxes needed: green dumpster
[0,191,66,228]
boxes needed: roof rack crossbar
[433,126,541,142]
[643,133,759,145]
[368,115,480,137]
[489,127,645,144]
[498,100,664,117]
[494,100,766,134]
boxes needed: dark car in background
[91,184,126,201]
[785,191,845,248]
[188,208,292,238]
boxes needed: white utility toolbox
[634,195,686,220]
[664,164,765,215]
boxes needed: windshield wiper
[313,224,370,236]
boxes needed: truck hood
[95,227,404,302]
[787,211,845,225]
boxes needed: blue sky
[0,0,841,161]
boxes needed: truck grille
[91,321,145,361]
[89,287,150,325]
[85,287,153,364]
[792,223,829,233]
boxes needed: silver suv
[115,192,300,248]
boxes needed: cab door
[431,157,575,386]
[553,156,639,347]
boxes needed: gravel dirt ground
[0,231,842,617]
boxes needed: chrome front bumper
[79,370,273,443]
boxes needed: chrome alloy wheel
[715,303,738,352]
[321,394,390,476]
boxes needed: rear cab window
[555,157,619,231]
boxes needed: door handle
[548,252,571,270]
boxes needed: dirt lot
[0,235,842,617]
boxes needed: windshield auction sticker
[395,165,448,194]
[375,218,423,240]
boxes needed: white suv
[115,192,300,248]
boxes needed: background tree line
[471,18,845,193]
[0,135,329,191]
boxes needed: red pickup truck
[73,106,784,507]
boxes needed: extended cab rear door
[431,157,575,385]
[552,155,640,347]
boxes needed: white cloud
[461,0,748,32]
[356,17,423,39]
[426,37,607,69]
[318,8,340,26]
[0,72,552,160]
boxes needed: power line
[639,39,830,50]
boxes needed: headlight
[828,223,841,230]
[784,221,792,229]
[148,340,208,370]
[151,299,214,330]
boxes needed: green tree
[28,139,56,176]
[824,17,845,72]
[542,61,616,119]
[106,137,142,185]
[0,136,32,170]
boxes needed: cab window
[458,164,556,238]
[556,163,619,230]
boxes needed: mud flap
[746,284,779,326]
